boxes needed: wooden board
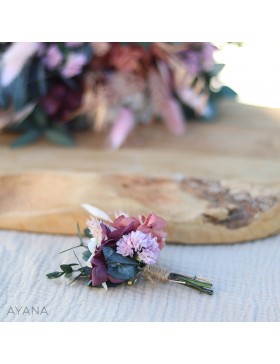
[0,100,279,243]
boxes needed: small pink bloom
[162,98,186,136]
[61,53,87,78]
[138,213,167,250]
[44,44,63,69]
[107,107,135,149]
[116,230,160,264]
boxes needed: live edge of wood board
[0,100,279,244]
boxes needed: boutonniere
[47,204,213,295]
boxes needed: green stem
[168,273,214,295]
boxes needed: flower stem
[168,273,213,295]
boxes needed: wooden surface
[0,100,279,243]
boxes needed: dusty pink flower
[107,107,135,149]
[116,230,160,264]
[61,53,87,78]
[138,213,167,250]
[112,214,140,231]
[162,97,186,135]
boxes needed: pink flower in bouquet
[61,53,88,78]
[138,213,167,250]
[86,216,104,246]
[116,230,160,264]
[44,44,63,70]
[107,107,135,149]
[112,215,140,231]
[110,44,148,73]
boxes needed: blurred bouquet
[0,42,236,148]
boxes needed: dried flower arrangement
[0,42,236,148]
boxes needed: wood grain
[0,100,279,243]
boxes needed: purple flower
[116,230,160,265]
[61,53,88,78]
[44,44,63,70]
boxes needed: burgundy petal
[108,222,135,241]
[91,265,108,286]
[108,275,124,284]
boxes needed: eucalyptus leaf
[11,65,29,111]
[45,127,75,146]
[82,249,92,262]
[46,271,64,279]
[84,227,92,238]
[110,252,138,265]
[60,264,78,274]
[36,62,47,96]
[217,86,237,98]
[33,107,48,129]
[10,129,41,148]
[102,246,115,261]
[108,264,138,281]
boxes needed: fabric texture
[0,230,279,322]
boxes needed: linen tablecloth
[1,230,279,321]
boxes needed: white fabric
[1,230,279,321]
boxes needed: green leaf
[33,107,48,129]
[84,227,92,238]
[217,86,237,98]
[78,266,91,276]
[108,264,138,281]
[11,129,42,148]
[102,246,115,261]
[60,263,79,274]
[36,62,47,96]
[45,127,75,146]
[82,249,92,262]
[210,63,225,76]
[102,246,139,265]
[46,271,64,279]
[11,67,28,111]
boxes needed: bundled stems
[168,273,213,295]
[143,265,213,295]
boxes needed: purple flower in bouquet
[201,43,216,72]
[61,53,88,78]
[90,218,138,286]
[40,81,82,121]
[44,44,63,70]
[65,42,83,48]
[116,230,160,264]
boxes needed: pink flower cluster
[117,230,160,264]
[114,213,167,264]
[87,211,167,286]
[113,213,167,250]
